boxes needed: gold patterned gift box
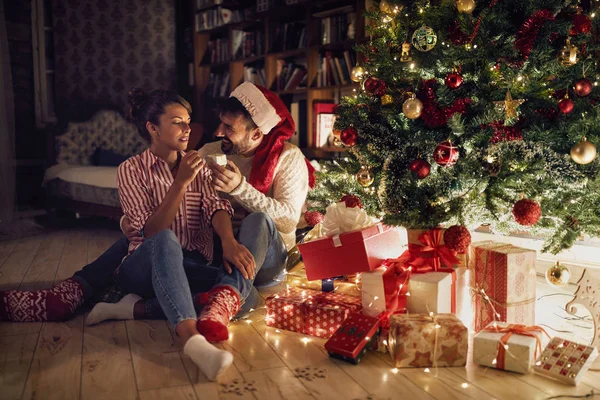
[285,263,361,297]
[388,314,468,368]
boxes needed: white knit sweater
[198,141,309,251]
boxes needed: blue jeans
[122,212,287,325]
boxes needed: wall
[52,0,177,120]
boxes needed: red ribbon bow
[397,228,460,273]
[483,323,550,370]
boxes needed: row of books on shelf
[287,100,338,149]
[272,59,307,92]
[206,71,231,97]
[243,66,267,87]
[315,5,356,45]
[268,22,307,53]
[203,38,230,64]
[315,50,356,87]
[195,7,247,32]
[232,30,264,60]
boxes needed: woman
[114,88,254,381]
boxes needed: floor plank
[81,320,138,400]
[241,367,315,400]
[19,232,67,291]
[0,334,38,400]
[21,315,84,400]
[249,308,370,400]
[0,241,17,269]
[138,386,197,400]
[0,236,43,290]
[126,320,191,391]
[54,229,89,283]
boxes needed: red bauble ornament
[443,225,472,253]
[512,199,542,226]
[574,78,592,97]
[374,80,387,97]
[364,77,380,94]
[558,97,574,114]
[409,159,431,179]
[445,72,463,89]
[304,210,324,226]
[340,126,358,146]
[570,13,592,35]
[340,194,362,209]
[433,141,459,167]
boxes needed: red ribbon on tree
[483,324,550,370]
[515,9,555,59]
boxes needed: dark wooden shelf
[231,55,265,64]
[310,83,359,91]
[267,48,308,59]
[200,60,230,68]
[275,87,308,95]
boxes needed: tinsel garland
[448,21,470,45]
[515,9,555,59]
[418,79,472,128]
[486,120,524,143]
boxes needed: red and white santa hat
[230,82,315,194]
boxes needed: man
[0,83,313,342]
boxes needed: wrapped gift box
[473,322,549,374]
[362,265,409,318]
[406,271,456,314]
[388,313,468,368]
[405,228,465,268]
[533,337,599,385]
[298,222,403,281]
[325,313,381,364]
[286,263,361,297]
[471,244,536,332]
[265,287,362,338]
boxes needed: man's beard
[221,137,251,155]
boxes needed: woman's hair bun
[128,87,148,120]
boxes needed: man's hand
[120,216,138,241]
[210,160,242,193]
[221,238,256,280]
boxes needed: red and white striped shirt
[117,149,233,261]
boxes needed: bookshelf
[189,0,371,158]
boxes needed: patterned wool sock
[85,293,142,325]
[0,278,85,322]
[196,286,240,342]
[183,334,233,381]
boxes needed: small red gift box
[325,313,381,364]
[265,287,362,338]
[298,223,403,281]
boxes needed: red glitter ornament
[445,72,463,89]
[364,77,380,94]
[443,225,471,253]
[374,80,387,97]
[558,97,574,114]
[512,199,542,226]
[409,159,431,179]
[570,13,592,35]
[340,126,358,146]
[304,210,324,226]
[340,194,362,209]
[574,78,592,97]
[433,141,459,167]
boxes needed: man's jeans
[116,212,287,326]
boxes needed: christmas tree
[308,0,600,254]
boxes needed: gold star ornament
[494,90,525,120]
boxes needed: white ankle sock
[183,334,233,381]
[85,293,142,325]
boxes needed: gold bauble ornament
[570,137,597,164]
[381,94,394,105]
[356,167,375,187]
[350,65,365,83]
[411,25,437,52]
[456,0,476,14]
[402,95,423,119]
[545,261,570,288]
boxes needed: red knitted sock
[0,278,85,322]
[196,286,240,342]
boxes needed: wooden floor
[1,228,600,400]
